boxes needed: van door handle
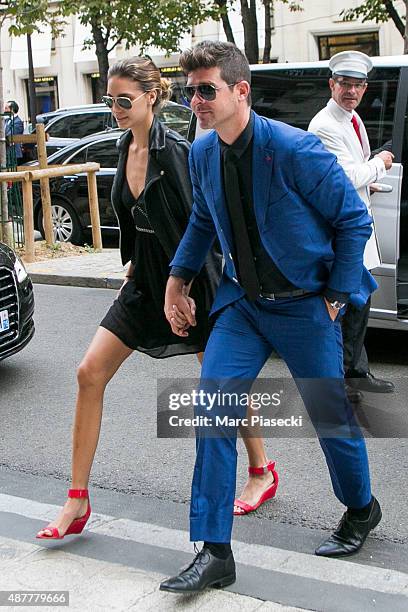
[370,183,393,193]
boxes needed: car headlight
[14,256,28,283]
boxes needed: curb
[30,273,122,290]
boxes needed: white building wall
[1,1,406,121]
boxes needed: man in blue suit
[4,100,24,164]
[160,41,381,593]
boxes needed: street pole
[26,33,37,130]
[0,27,12,245]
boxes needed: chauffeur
[309,50,395,400]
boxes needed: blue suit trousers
[190,294,372,543]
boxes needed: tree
[213,0,236,43]
[342,0,408,54]
[239,0,303,64]
[61,0,222,102]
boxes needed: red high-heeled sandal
[234,461,279,516]
[36,489,91,539]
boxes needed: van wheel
[38,200,83,245]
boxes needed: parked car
[189,55,408,331]
[33,101,191,156]
[0,242,35,361]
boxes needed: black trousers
[342,296,371,375]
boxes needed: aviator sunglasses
[182,82,238,102]
[102,91,146,110]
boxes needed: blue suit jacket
[171,112,377,315]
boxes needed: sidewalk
[25,248,125,290]
[0,535,300,612]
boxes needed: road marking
[0,493,407,598]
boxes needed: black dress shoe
[315,497,382,557]
[345,385,364,403]
[346,372,395,394]
[160,545,236,593]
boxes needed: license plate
[0,310,10,333]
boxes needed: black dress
[100,176,212,358]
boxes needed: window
[158,105,192,137]
[25,76,59,120]
[46,115,72,138]
[85,140,119,167]
[318,32,379,60]
[251,68,332,132]
[250,67,399,148]
[356,68,399,150]
[66,147,87,165]
[69,112,110,139]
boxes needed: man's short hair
[7,100,19,113]
[179,41,251,105]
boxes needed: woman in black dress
[36,57,220,539]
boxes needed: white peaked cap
[329,50,373,79]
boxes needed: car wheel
[38,200,83,245]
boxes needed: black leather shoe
[346,372,394,394]
[315,496,382,557]
[160,545,236,593]
[345,385,363,403]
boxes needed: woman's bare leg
[235,404,275,514]
[37,327,133,537]
[195,353,274,514]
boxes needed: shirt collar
[328,98,354,120]
[219,111,254,158]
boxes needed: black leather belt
[259,288,313,301]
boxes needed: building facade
[1,0,405,122]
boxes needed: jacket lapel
[252,114,275,226]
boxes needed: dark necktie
[351,115,363,149]
[223,148,260,301]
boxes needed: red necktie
[351,115,363,149]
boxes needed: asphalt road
[1,284,407,547]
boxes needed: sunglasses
[182,82,237,102]
[102,91,146,110]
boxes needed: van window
[251,67,399,149]
[46,115,73,138]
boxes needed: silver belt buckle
[260,293,275,301]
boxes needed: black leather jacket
[111,116,221,313]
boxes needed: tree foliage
[0,1,65,36]
[58,0,222,100]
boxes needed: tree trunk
[91,22,109,102]
[403,0,408,54]
[384,0,405,37]
[263,0,273,63]
[27,34,37,126]
[214,0,236,43]
[240,0,259,64]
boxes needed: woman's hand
[165,277,196,337]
